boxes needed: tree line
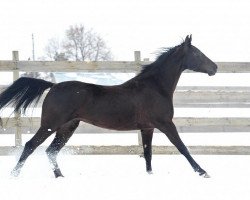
[45,24,112,61]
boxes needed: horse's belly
[83,117,137,131]
[77,95,143,130]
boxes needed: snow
[1,72,250,199]
[0,155,250,200]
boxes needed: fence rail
[1,60,250,73]
[0,51,250,155]
[1,117,250,135]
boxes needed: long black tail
[0,77,54,113]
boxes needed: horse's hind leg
[11,127,54,177]
[141,129,154,173]
[46,119,80,178]
[157,121,210,178]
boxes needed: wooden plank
[1,145,250,156]
[0,61,142,72]
[62,145,250,155]
[1,117,250,134]
[173,89,250,107]
[176,86,250,91]
[0,61,16,70]
[0,61,250,73]
[216,62,250,73]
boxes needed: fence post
[134,51,141,63]
[134,51,143,146]
[12,51,22,147]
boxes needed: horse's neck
[129,55,183,96]
[157,60,183,95]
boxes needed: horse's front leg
[141,129,154,174]
[157,121,210,178]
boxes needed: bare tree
[45,37,60,60]
[45,37,68,61]
[63,24,112,61]
[88,35,112,61]
[45,24,112,61]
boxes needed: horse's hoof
[56,175,64,178]
[55,173,64,178]
[54,169,64,178]
[200,172,211,178]
[10,171,19,178]
[147,170,153,175]
[10,169,20,177]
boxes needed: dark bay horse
[0,35,217,178]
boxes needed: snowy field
[0,155,250,200]
[1,72,250,199]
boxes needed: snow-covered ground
[0,155,250,200]
[1,72,250,199]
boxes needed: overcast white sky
[0,0,249,61]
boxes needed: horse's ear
[184,35,192,47]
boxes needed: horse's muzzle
[208,64,218,76]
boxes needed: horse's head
[181,35,217,76]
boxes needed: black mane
[138,42,184,77]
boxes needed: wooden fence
[0,51,250,155]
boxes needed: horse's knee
[46,146,56,157]
[24,140,36,152]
